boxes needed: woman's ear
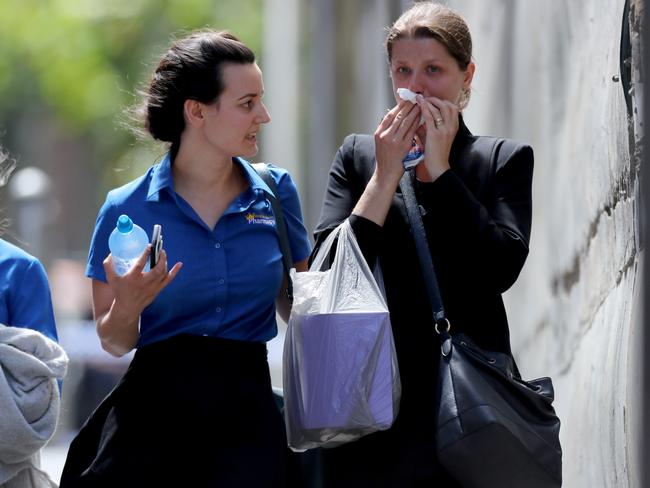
[463,62,476,89]
[183,99,204,128]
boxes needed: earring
[458,88,470,110]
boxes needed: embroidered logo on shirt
[245,213,275,226]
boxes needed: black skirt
[60,334,290,488]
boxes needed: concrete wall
[447,0,643,486]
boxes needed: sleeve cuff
[349,214,382,268]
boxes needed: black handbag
[400,170,562,488]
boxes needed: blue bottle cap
[116,214,133,233]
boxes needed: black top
[312,118,533,423]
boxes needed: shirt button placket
[214,239,224,318]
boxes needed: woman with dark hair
[313,3,533,487]
[60,30,311,487]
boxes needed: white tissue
[397,88,418,103]
[396,88,425,126]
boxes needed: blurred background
[0,0,645,486]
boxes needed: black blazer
[313,118,533,410]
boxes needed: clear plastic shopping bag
[283,219,401,451]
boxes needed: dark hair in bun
[138,30,255,158]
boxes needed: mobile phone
[150,224,162,269]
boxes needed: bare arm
[93,247,182,357]
[352,100,421,226]
[92,279,138,357]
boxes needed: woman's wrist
[372,163,404,189]
[352,170,401,226]
[416,160,450,182]
[109,299,141,326]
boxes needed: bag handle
[309,220,344,271]
[252,163,294,301]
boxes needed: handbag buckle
[435,318,452,357]
[434,318,451,335]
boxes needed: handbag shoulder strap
[399,137,502,341]
[399,171,446,327]
[252,163,294,300]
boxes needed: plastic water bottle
[108,214,150,275]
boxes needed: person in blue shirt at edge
[0,147,67,488]
[59,30,311,488]
[0,150,58,344]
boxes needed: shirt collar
[236,157,274,196]
[147,152,174,201]
[146,153,274,202]
[450,114,473,160]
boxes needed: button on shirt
[86,154,311,347]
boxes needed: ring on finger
[435,117,444,126]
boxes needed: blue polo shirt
[86,154,311,347]
[0,238,58,342]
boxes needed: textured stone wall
[447,1,643,486]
